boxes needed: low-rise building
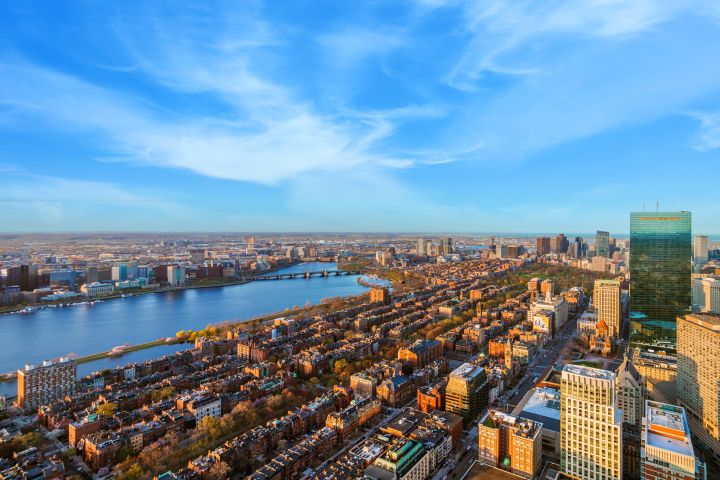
[478,410,542,479]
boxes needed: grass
[572,360,602,369]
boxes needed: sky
[1,1,720,234]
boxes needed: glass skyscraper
[596,230,610,257]
[629,211,691,352]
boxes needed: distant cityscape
[0,212,719,480]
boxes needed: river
[0,262,382,397]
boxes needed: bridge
[252,268,361,281]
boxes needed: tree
[97,402,117,417]
[207,461,231,480]
[333,359,349,376]
[118,463,144,480]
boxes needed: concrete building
[692,276,720,314]
[445,363,488,423]
[641,401,704,480]
[528,297,568,335]
[536,237,551,256]
[616,356,646,429]
[80,281,115,297]
[17,357,76,410]
[514,387,561,463]
[477,410,542,479]
[677,313,720,448]
[694,235,709,268]
[371,287,392,305]
[560,364,622,480]
[593,279,622,337]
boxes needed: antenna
[642,203,645,212]
[656,201,659,213]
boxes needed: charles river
[0,262,383,397]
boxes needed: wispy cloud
[689,111,720,151]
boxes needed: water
[0,262,378,397]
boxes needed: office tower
[445,237,453,255]
[629,211,692,352]
[495,244,508,259]
[694,235,709,267]
[167,265,186,287]
[19,264,38,291]
[551,234,569,254]
[18,357,76,410]
[478,410,542,479]
[6,266,21,288]
[616,357,646,429]
[641,401,703,480]
[594,279,622,337]
[86,266,99,284]
[245,236,256,254]
[536,237,551,256]
[111,262,128,281]
[677,313,720,445]
[596,230,610,258]
[416,238,428,256]
[692,276,720,314]
[560,365,622,480]
[445,363,489,423]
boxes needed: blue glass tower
[629,211,691,352]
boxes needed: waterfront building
[593,279,622,337]
[596,230,610,258]
[445,363,489,423]
[694,235,709,268]
[629,211,692,352]
[477,410,542,479]
[560,364,622,480]
[80,282,115,297]
[692,276,720,314]
[641,401,704,480]
[677,313,720,450]
[111,263,128,282]
[17,357,76,410]
[536,237,551,256]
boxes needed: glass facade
[596,230,610,258]
[629,211,691,353]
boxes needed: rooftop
[515,387,561,432]
[681,313,720,331]
[563,363,614,380]
[449,362,483,381]
[645,401,694,457]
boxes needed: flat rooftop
[645,402,694,457]
[515,387,561,432]
[465,462,523,480]
[682,313,720,331]
[450,362,482,380]
[563,363,614,380]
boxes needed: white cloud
[689,111,720,151]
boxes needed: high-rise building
[477,410,542,479]
[85,266,99,284]
[416,238,429,256]
[596,230,610,258]
[560,364,622,480]
[245,236,256,255]
[551,234,569,254]
[18,357,76,410]
[594,279,622,337]
[19,264,38,292]
[536,237,551,256]
[629,211,692,352]
[445,363,489,423]
[694,235,709,268]
[616,356,646,429]
[677,313,720,446]
[692,276,720,314]
[641,401,703,480]
[111,262,128,282]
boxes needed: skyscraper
[677,313,720,446]
[629,211,691,352]
[694,235,709,267]
[692,276,720,314]
[594,279,622,337]
[18,357,76,411]
[596,230,610,258]
[560,364,623,480]
[536,237,551,256]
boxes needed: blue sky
[1,1,719,233]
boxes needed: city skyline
[1,2,720,232]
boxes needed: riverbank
[0,260,342,316]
